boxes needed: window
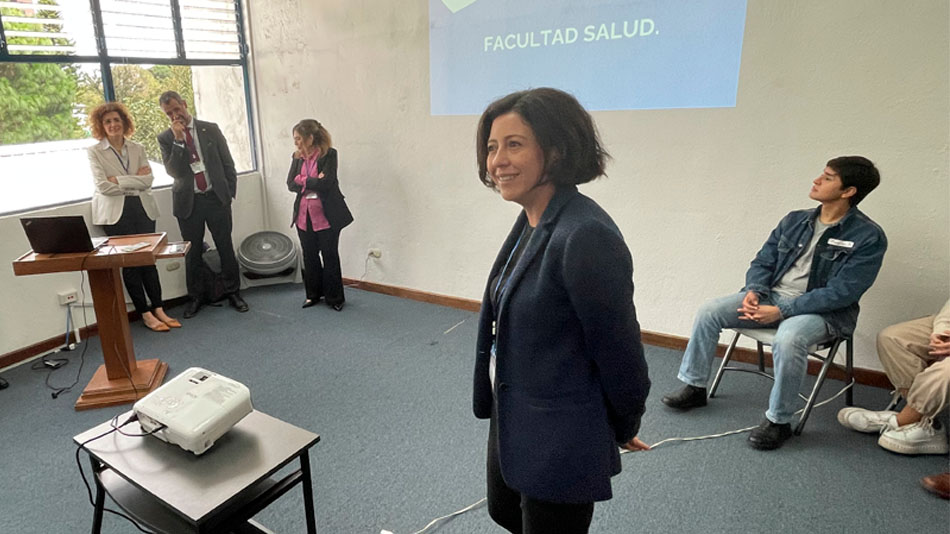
[0,0,254,215]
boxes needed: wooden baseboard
[4,283,893,391]
[343,278,482,312]
[343,278,893,390]
[0,326,98,369]
[0,296,190,371]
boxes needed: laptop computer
[20,215,108,254]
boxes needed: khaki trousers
[877,315,949,418]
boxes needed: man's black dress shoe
[661,385,708,410]
[302,299,317,309]
[228,293,249,312]
[183,299,202,319]
[747,419,793,450]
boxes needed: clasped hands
[738,290,783,325]
[930,330,950,358]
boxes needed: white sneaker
[837,407,898,433]
[878,420,949,455]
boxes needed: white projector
[133,367,253,455]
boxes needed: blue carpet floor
[0,283,947,533]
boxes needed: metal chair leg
[845,339,854,406]
[794,339,843,435]
[884,390,903,411]
[708,331,741,399]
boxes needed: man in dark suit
[157,91,247,318]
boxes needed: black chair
[707,327,854,435]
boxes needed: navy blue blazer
[473,186,650,503]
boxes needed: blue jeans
[677,292,831,424]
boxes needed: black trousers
[177,193,240,300]
[104,196,163,315]
[487,416,595,534]
[296,220,344,306]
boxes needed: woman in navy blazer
[287,119,353,310]
[473,88,651,533]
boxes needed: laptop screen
[20,215,99,254]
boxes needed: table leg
[300,453,316,534]
[88,456,106,534]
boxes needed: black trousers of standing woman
[104,196,163,315]
[296,215,344,307]
[487,415,595,534]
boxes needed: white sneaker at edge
[877,420,949,455]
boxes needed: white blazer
[87,138,160,226]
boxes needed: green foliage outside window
[2,0,195,161]
[77,65,194,162]
[0,1,82,144]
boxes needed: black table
[74,410,319,533]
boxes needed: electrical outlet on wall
[58,290,78,305]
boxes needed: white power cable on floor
[630,383,853,451]
[385,384,853,533]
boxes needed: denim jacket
[743,206,887,336]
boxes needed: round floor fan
[237,231,298,286]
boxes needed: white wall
[0,173,264,357]
[248,0,949,372]
[4,2,947,372]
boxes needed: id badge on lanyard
[190,160,206,174]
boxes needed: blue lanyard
[492,225,529,307]
[108,146,129,174]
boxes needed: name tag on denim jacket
[827,238,854,249]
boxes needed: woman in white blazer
[87,102,180,332]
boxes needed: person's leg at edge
[877,359,949,454]
[900,359,950,425]
[487,416,523,534]
[521,496,594,534]
[878,315,934,398]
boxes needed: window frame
[0,0,257,214]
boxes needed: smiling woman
[85,101,180,332]
[472,88,650,534]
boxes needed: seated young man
[662,156,887,451]
[837,298,949,456]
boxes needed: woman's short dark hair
[88,102,135,140]
[827,155,880,206]
[293,119,332,156]
[476,88,609,189]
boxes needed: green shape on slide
[441,0,478,14]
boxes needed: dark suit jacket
[158,119,237,219]
[473,186,650,504]
[286,148,353,230]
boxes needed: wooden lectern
[13,233,189,410]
